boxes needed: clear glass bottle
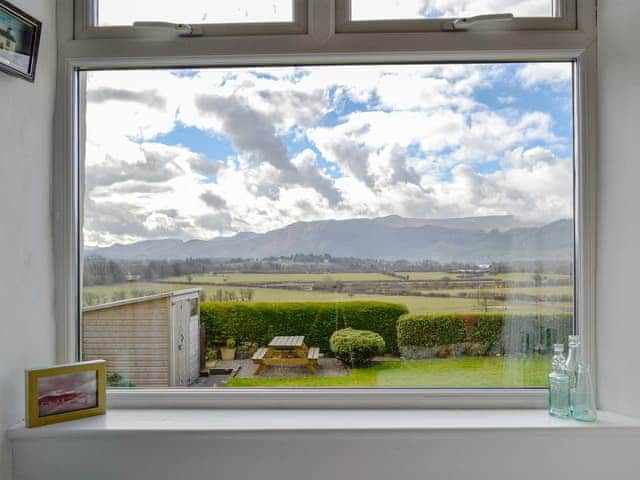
[564,335,580,413]
[548,343,570,418]
[573,363,597,422]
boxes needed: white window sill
[10,410,640,480]
[8,409,640,440]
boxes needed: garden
[201,301,572,388]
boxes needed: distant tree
[533,273,543,287]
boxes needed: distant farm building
[82,289,201,387]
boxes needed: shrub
[397,314,465,347]
[200,301,407,355]
[330,328,385,367]
[471,314,504,353]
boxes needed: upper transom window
[96,0,295,26]
[350,0,559,21]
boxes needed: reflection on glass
[80,63,574,389]
[350,0,555,21]
[97,0,294,26]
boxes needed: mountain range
[87,215,573,262]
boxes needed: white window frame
[336,0,577,33]
[74,0,308,39]
[54,0,597,409]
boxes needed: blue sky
[84,62,574,247]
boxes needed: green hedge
[200,301,408,355]
[471,314,504,351]
[398,313,573,355]
[397,314,465,347]
[330,328,386,367]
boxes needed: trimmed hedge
[397,314,465,348]
[471,314,504,353]
[398,313,574,355]
[330,328,385,366]
[200,301,408,355]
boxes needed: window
[336,0,576,32]
[96,0,294,26]
[58,0,596,406]
[74,0,307,38]
[80,61,575,390]
[349,0,559,20]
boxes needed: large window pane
[81,63,574,389]
[96,0,294,26]
[350,0,556,21]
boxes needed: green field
[83,280,572,314]
[83,268,573,314]
[397,271,463,281]
[165,272,397,284]
[495,272,571,282]
[227,356,550,388]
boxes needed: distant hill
[88,215,572,262]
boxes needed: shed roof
[82,288,201,313]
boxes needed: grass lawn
[227,356,550,388]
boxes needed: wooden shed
[82,289,201,387]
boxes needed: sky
[84,61,573,248]
[350,0,555,19]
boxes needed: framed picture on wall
[0,0,41,82]
[25,360,107,428]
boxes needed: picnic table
[252,336,320,376]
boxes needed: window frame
[55,0,597,409]
[336,0,577,33]
[74,0,309,39]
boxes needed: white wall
[0,0,57,478]
[596,1,640,417]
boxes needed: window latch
[132,21,204,37]
[441,13,514,31]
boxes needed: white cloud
[517,63,573,88]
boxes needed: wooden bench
[252,347,269,361]
[252,347,269,375]
[307,347,320,374]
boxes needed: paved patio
[193,357,349,387]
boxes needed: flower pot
[205,359,217,369]
[220,347,236,361]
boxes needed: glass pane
[81,62,574,389]
[350,0,556,20]
[96,0,294,26]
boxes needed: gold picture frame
[25,360,106,428]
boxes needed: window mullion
[308,0,335,44]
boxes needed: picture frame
[0,0,41,82]
[25,360,107,428]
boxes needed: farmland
[83,270,573,315]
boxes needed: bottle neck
[552,353,565,372]
[566,343,580,363]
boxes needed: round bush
[329,328,385,367]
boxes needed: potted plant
[220,337,237,361]
[205,348,217,369]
